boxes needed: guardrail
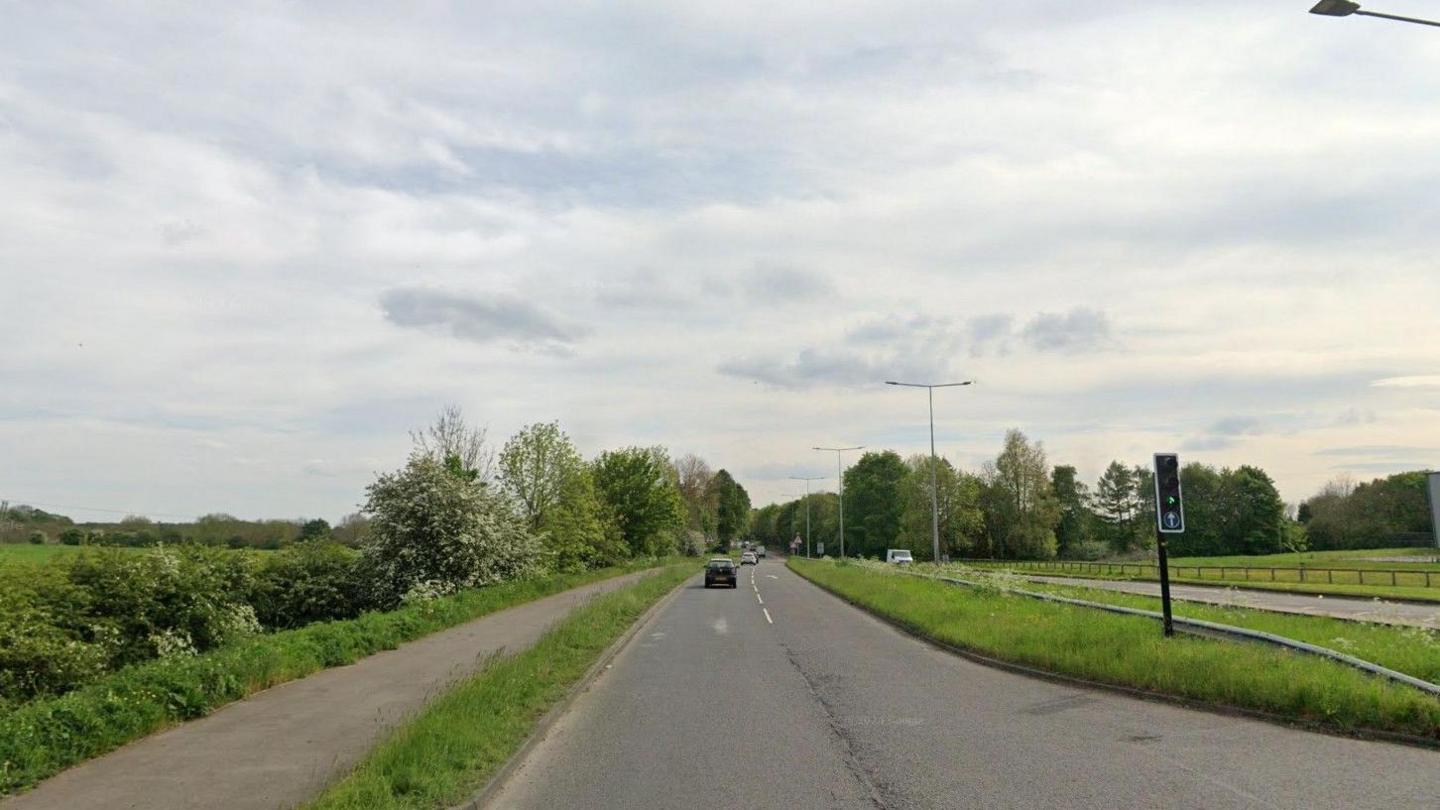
[902,569,1440,698]
[955,558,1440,588]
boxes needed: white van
[886,549,914,565]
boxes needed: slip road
[485,561,1440,809]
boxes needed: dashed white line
[756,594,764,605]
[762,608,774,624]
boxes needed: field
[789,558,1440,742]
[0,544,103,563]
[1166,547,1440,570]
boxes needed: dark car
[704,557,738,588]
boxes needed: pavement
[1,569,659,810]
[487,559,1440,810]
[1025,575,1440,627]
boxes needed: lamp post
[814,446,863,558]
[886,380,974,564]
[790,475,825,558]
[1309,1,1440,26]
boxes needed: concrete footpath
[1,569,659,810]
[1029,575,1440,627]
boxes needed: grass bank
[0,558,679,796]
[304,563,693,810]
[1007,578,1440,684]
[790,558,1440,743]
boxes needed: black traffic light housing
[1153,453,1184,533]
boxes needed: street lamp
[814,445,864,558]
[886,380,974,565]
[789,475,825,558]
[1309,1,1440,26]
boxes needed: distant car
[740,551,758,565]
[754,546,766,558]
[886,549,914,565]
[704,558,738,588]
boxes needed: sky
[2,1,1439,523]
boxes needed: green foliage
[299,518,332,542]
[1049,465,1091,558]
[251,543,365,629]
[897,455,983,561]
[980,430,1060,559]
[1092,461,1144,553]
[0,560,672,796]
[708,469,751,544]
[499,421,584,531]
[58,528,85,546]
[1303,471,1436,550]
[538,468,629,572]
[303,564,693,810]
[27,531,45,545]
[591,446,685,556]
[842,451,909,558]
[360,455,542,607]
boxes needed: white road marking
[766,575,778,579]
[756,594,764,605]
[762,608,774,624]
[713,617,729,635]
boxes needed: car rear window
[708,560,734,568]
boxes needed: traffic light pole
[1155,529,1174,637]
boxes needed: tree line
[744,429,1428,561]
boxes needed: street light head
[1310,0,1360,16]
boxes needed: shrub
[250,542,365,629]
[58,528,85,546]
[360,455,543,607]
[27,531,45,545]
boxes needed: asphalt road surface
[1027,575,1440,628]
[488,559,1440,810]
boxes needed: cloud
[718,348,892,390]
[1372,376,1440,389]
[743,266,835,301]
[380,288,584,350]
[1315,445,1439,458]
[1020,308,1112,354]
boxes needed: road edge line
[788,562,1440,753]
[453,568,693,810]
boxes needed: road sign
[817,542,825,556]
[1152,453,1185,534]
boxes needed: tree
[843,451,909,558]
[896,455,983,561]
[1049,465,1093,559]
[1221,466,1286,555]
[673,454,718,539]
[298,518,331,542]
[539,468,628,571]
[499,421,585,530]
[359,454,542,606]
[411,405,494,484]
[709,469,751,546]
[591,446,686,556]
[332,512,371,546]
[1093,462,1145,553]
[981,430,1060,559]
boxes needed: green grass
[1165,548,1440,570]
[1016,578,1440,684]
[963,558,1440,603]
[0,558,681,796]
[303,564,694,810]
[790,558,1440,742]
[0,544,109,563]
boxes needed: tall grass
[304,564,694,809]
[791,559,1440,742]
[0,558,676,796]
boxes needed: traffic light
[1153,453,1185,533]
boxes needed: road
[1026,575,1440,627]
[2,569,660,810]
[488,559,1440,809]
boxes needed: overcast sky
[3,1,1439,522]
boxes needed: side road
[1028,575,1440,627]
[1,569,661,810]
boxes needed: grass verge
[0,558,679,795]
[303,563,693,810]
[966,563,1440,604]
[790,558,1440,743]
